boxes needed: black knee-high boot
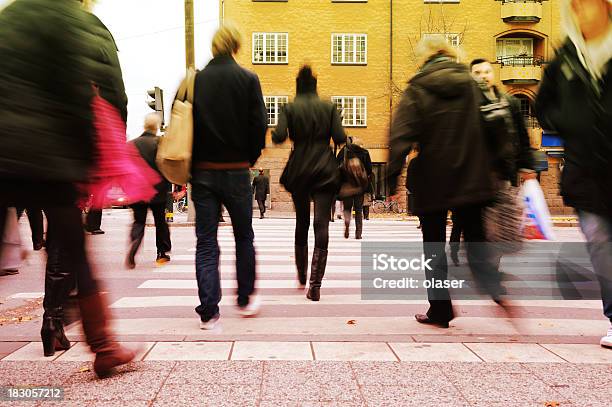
[306,248,328,301]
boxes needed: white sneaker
[238,297,261,317]
[601,326,612,348]
[199,315,220,330]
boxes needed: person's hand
[520,171,537,181]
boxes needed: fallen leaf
[79,366,91,373]
[347,320,357,325]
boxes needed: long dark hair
[296,65,317,95]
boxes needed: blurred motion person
[252,168,270,219]
[536,0,612,348]
[273,66,346,300]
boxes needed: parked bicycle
[371,196,400,214]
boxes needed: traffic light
[146,86,164,127]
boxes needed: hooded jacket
[536,1,612,216]
[388,57,495,215]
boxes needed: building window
[253,32,288,64]
[264,96,288,127]
[331,34,367,65]
[516,94,539,128]
[422,33,461,47]
[496,38,541,66]
[332,96,367,127]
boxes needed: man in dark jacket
[125,114,172,269]
[191,24,267,328]
[536,0,612,348]
[82,4,128,235]
[337,137,373,239]
[388,36,501,328]
[252,169,270,219]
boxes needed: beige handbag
[156,68,196,185]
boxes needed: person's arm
[265,177,270,195]
[330,105,347,146]
[248,74,268,166]
[387,86,423,195]
[252,178,256,195]
[272,104,289,145]
[535,55,563,134]
[364,150,373,176]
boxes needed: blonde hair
[212,23,242,57]
[415,35,463,68]
[144,113,161,133]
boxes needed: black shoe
[306,248,328,301]
[156,253,170,264]
[41,313,71,357]
[90,229,105,235]
[125,241,138,269]
[33,242,44,251]
[415,314,450,328]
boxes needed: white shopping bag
[521,179,556,240]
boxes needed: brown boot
[306,248,328,301]
[78,293,136,377]
[295,245,308,286]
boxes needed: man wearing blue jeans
[190,25,267,329]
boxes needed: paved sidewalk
[0,359,609,406]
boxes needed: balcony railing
[497,55,544,67]
[498,56,543,83]
[501,0,543,23]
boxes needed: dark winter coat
[272,93,347,194]
[536,41,612,217]
[0,0,95,184]
[480,86,535,185]
[129,132,170,204]
[252,174,270,201]
[192,56,268,166]
[388,57,496,215]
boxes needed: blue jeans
[578,211,612,322]
[191,169,256,322]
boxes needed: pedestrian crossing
[70,218,607,342]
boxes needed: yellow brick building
[220,0,568,214]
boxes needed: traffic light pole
[185,0,196,222]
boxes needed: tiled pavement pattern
[0,360,610,406]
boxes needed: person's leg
[458,204,503,300]
[578,211,612,324]
[126,203,147,268]
[86,208,103,233]
[449,210,462,266]
[330,198,336,222]
[191,175,222,323]
[26,208,44,250]
[292,192,310,286]
[151,202,171,258]
[307,190,334,301]
[363,205,369,220]
[257,199,265,219]
[419,210,453,325]
[221,170,257,311]
[354,194,364,239]
[343,198,354,239]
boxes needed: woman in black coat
[272,66,347,301]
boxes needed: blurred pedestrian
[191,24,267,329]
[126,113,172,269]
[273,65,346,300]
[0,0,135,376]
[337,137,372,239]
[252,168,269,219]
[16,207,45,250]
[0,208,25,276]
[388,36,501,328]
[536,0,612,348]
[363,174,374,220]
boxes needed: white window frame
[496,38,534,59]
[422,33,461,47]
[252,32,289,64]
[264,96,288,127]
[331,33,367,65]
[331,96,367,127]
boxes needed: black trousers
[16,207,44,248]
[449,210,463,254]
[292,190,334,250]
[0,182,98,298]
[420,204,501,322]
[256,199,266,217]
[129,202,171,255]
[85,208,102,231]
[343,194,364,229]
